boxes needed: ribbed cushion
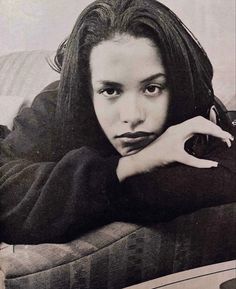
[0,222,140,278]
[1,203,235,289]
[0,50,58,102]
[0,51,58,128]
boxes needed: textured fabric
[1,203,236,289]
[0,144,121,244]
[0,126,10,140]
[0,51,58,129]
[1,222,140,278]
[0,51,58,102]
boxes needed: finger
[182,116,233,141]
[222,138,232,148]
[179,152,218,168]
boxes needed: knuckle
[195,115,205,124]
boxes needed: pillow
[0,50,58,103]
[0,50,58,129]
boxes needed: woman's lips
[115,132,156,153]
[116,131,154,139]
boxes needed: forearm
[116,155,140,182]
[116,145,166,182]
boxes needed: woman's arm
[117,116,234,181]
[0,85,120,244]
[117,122,236,222]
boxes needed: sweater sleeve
[0,84,120,244]
[120,128,236,222]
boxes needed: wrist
[116,154,140,182]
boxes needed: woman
[0,0,235,244]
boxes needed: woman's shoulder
[41,80,60,92]
[31,80,59,109]
[1,81,60,162]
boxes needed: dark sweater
[1,81,235,244]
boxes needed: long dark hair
[54,0,214,156]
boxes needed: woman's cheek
[93,99,114,132]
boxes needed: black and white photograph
[0,1,235,288]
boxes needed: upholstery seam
[3,225,144,281]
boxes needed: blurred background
[0,0,235,103]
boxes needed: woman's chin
[119,146,144,157]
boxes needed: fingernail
[223,138,231,147]
[227,139,231,147]
[212,162,218,168]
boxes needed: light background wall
[0,0,235,102]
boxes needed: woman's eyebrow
[97,81,123,88]
[96,74,166,87]
[140,73,166,84]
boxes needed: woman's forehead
[91,33,157,55]
[90,34,166,84]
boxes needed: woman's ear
[209,105,218,124]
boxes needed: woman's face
[90,34,170,156]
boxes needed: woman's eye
[144,84,162,96]
[99,88,120,97]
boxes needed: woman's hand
[117,116,234,181]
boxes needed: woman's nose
[119,95,145,128]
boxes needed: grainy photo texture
[0,1,235,289]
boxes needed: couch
[0,51,236,289]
